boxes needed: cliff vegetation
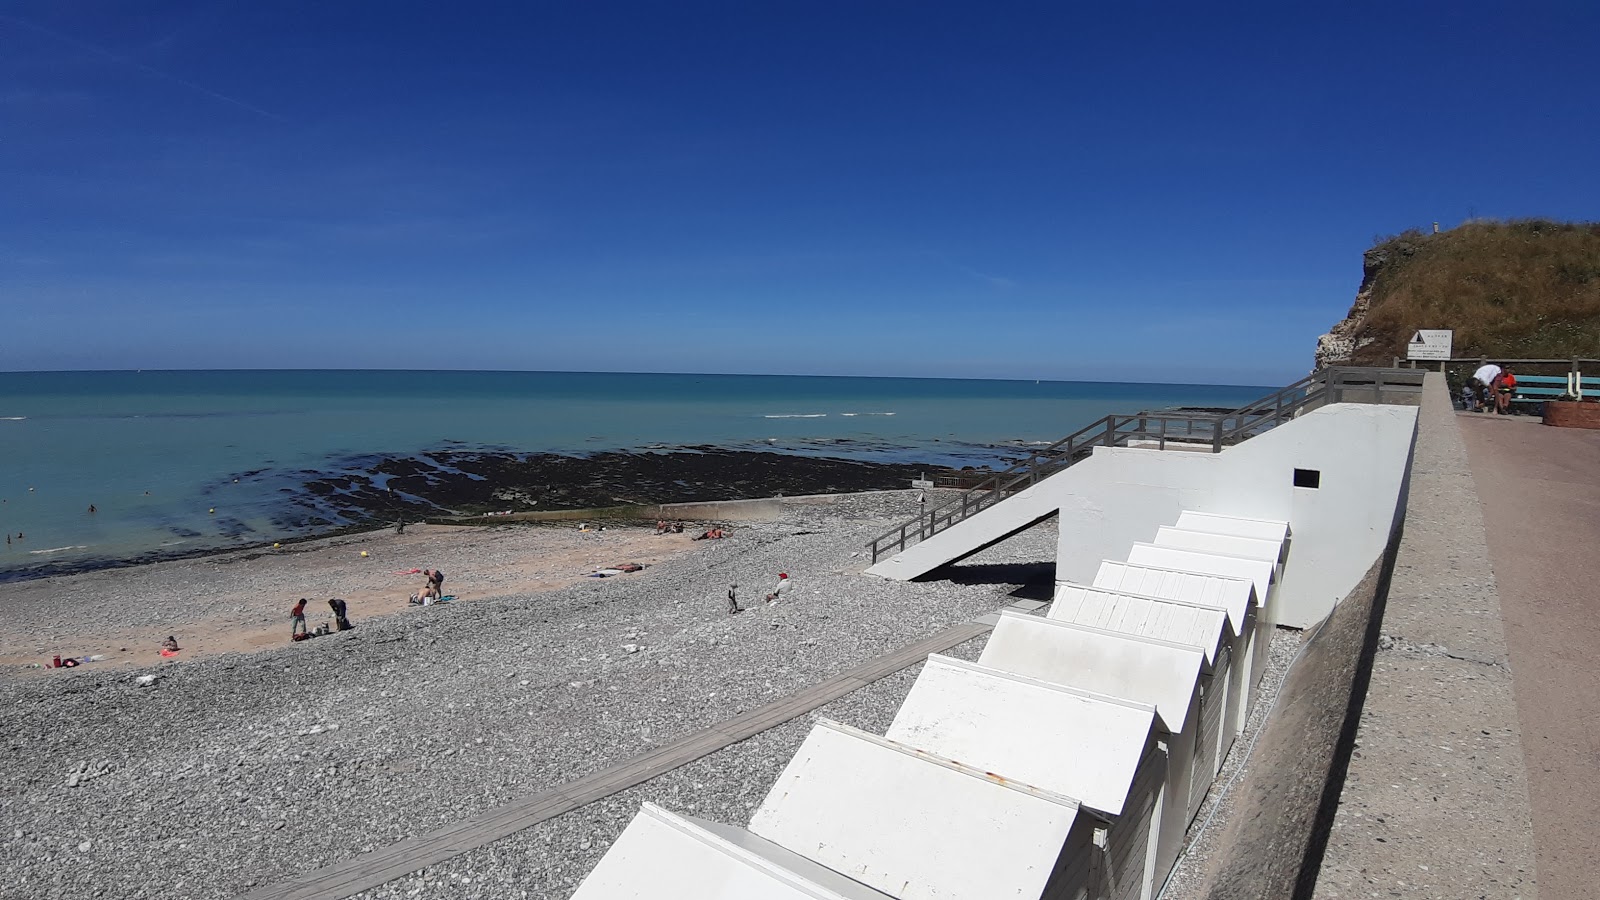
[1317,219,1600,367]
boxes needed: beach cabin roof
[1050,583,1232,666]
[1091,561,1257,634]
[749,719,1083,900]
[976,611,1205,732]
[571,803,896,900]
[887,654,1158,815]
[1175,511,1290,543]
[1125,543,1275,606]
[1153,526,1285,565]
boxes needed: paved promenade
[1459,411,1600,900]
[1314,374,1539,899]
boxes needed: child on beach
[290,598,308,638]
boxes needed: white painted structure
[976,612,1206,884]
[1048,584,1238,824]
[1090,562,1257,737]
[749,719,1096,900]
[571,803,896,900]
[1174,511,1290,545]
[887,656,1165,900]
[1152,527,1285,568]
[869,402,1416,628]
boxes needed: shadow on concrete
[933,561,1057,602]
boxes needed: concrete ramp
[864,484,1060,581]
[571,803,895,900]
[749,719,1088,900]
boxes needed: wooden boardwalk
[242,614,1006,900]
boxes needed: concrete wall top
[977,611,1206,732]
[572,803,895,900]
[1175,511,1290,542]
[1092,560,1256,633]
[887,654,1157,815]
[1125,543,1275,606]
[750,719,1082,900]
[1050,583,1230,665]
[1153,526,1284,565]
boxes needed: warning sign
[1406,329,1453,361]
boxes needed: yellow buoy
[360,550,369,558]
[208,508,215,514]
[273,542,281,549]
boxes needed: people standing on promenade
[1495,366,1517,415]
[765,573,790,604]
[727,583,742,615]
[1470,361,1502,412]
[290,598,308,638]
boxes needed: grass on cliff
[1351,218,1600,365]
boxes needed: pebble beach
[0,489,1058,899]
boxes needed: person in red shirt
[1494,367,1517,415]
[290,598,308,638]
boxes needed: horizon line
[0,366,1279,391]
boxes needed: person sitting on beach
[161,635,180,652]
[672,521,684,533]
[290,598,308,638]
[693,526,727,541]
[655,519,669,535]
[764,573,791,604]
[329,597,353,631]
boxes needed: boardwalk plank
[238,615,999,900]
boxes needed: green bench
[1507,374,1600,411]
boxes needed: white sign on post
[1406,329,1453,361]
[911,479,935,489]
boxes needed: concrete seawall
[1172,371,1538,899]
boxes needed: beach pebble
[0,489,1047,900]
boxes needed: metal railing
[866,367,1424,563]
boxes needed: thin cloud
[1,13,287,123]
[956,264,1018,288]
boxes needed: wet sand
[0,522,709,676]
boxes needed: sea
[0,370,1271,578]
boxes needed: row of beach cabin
[571,510,1290,900]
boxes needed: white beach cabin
[975,612,1206,889]
[1090,561,1258,737]
[1123,543,1277,694]
[570,802,897,900]
[749,719,1098,900]
[887,655,1166,900]
[1049,584,1236,816]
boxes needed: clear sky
[3,2,1596,384]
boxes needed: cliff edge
[1316,219,1600,368]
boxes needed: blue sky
[3,1,1596,384]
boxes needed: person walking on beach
[290,598,308,638]
[765,573,790,604]
[727,583,742,615]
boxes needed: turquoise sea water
[0,370,1271,575]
